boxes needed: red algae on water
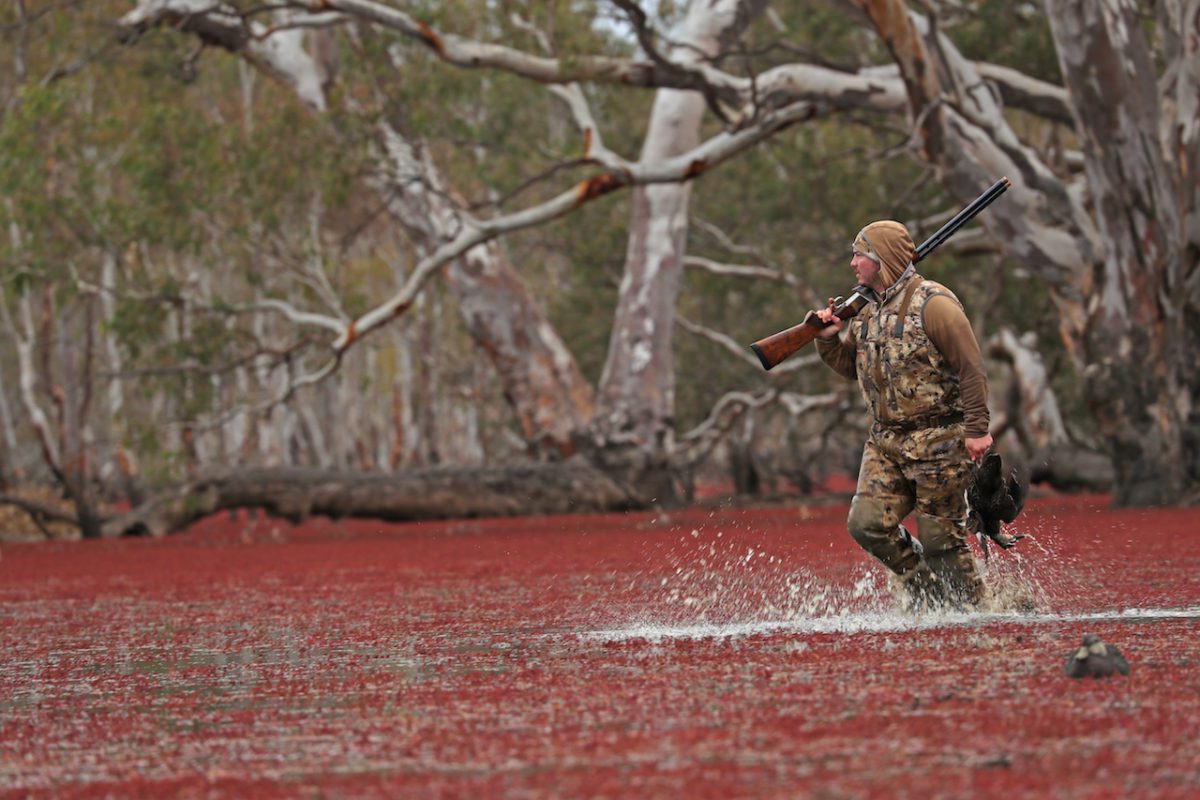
[1,496,1198,798]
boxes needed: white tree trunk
[5,292,61,474]
[374,125,594,456]
[592,0,766,471]
[1042,0,1195,504]
[0,374,18,483]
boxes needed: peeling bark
[373,126,594,456]
[1044,0,1194,505]
[988,328,1067,452]
[972,61,1073,125]
[985,328,1110,492]
[588,0,767,498]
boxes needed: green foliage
[0,3,370,475]
[949,1,1062,84]
[0,0,1095,479]
[105,294,170,363]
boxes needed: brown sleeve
[923,295,990,437]
[816,322,857,381]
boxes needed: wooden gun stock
[750,289,872,371]
[749,313,826,371]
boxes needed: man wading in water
[815,221,992,610]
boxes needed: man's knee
[847,495,921,574]
[847,495,902,549]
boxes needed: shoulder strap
[892,275,925,337]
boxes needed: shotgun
[749,176,1012,371]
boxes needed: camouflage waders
[830,269,986,609]
[848,421,984,609]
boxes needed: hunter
[815,220,992,609]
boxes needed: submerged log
[101,463,642,538]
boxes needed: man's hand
[965,433,993,461]
[814,297,843,339]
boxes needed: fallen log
[101,462,642,538]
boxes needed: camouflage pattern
[822,253,987,607]
[848,420,983,608]
[852,275,963,429]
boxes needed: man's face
[851,249,881,287]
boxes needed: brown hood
[853,220,916,288]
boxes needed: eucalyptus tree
[14,0,1195,525]
[116,0,882,485]
[54,0,1200,514]
[0,4,379,532]
[587,0,769,498]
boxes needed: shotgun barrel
[749,176,1011,371]
[915,176,1011,262]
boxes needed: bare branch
[122,0,916,126]
[336,97,818,352]
[777,391,840,418]
[104,338,319,381]
[747,62,906,116]
[972,61,1073,125]
[177,352,342,435]
[692,216,768,259]
[675,388,775,466]
[676,315,819,373]
[684,255,797,285]
[295,0,744,106]
[507,12,553,55]
[73,273,345,333]
[466,158,594,212]
[252,298,344,333]
[547,82,619,163]
[674,387,839,469]
[69,265,344,432]
[676,314,764,370]
[121,1,328,110]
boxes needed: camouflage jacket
[820,270,966,430]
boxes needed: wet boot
[917,513,984,609]
[894,561,947,613]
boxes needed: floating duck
[1065,634,1130,678]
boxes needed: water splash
[641,516,894,627]
[597,506,1168,644]
[584,605,1200,643]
